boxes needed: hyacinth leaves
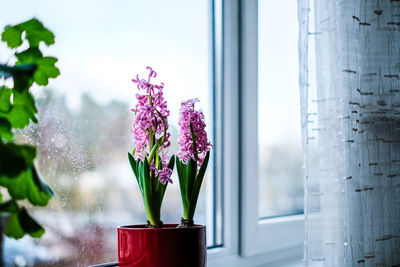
[128,152,175,228]
[176,150,210,227]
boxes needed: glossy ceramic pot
[118,224,206,267]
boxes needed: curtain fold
[298,0,400,266]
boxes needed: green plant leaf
[156,154,163,170]
[5,90,38,128]
[128,152,142,194]
[167,155,175,171]
[33,57,60,85]
[4,207,45,239]
[19,18,55,47]
[0,167,53,206]
[0,64,12,79]
[158,183,167,207]
[176,157,187,207]
[0,200,19,213]
[0,143,36,178]
[1,26,22,48]
[1,17,57,241]
[0,64,37,81]
[16,48,60,86]
[142,158,152,200]
[0,117,13,140]
[189,151,210,212]
[15,47,43,62]
[0,86,12,112]
[31,165,54,197]
[2,18,55,49]
[18,208,45,238]
[185,158,197,201]
[4,213,24,239]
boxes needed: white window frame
[207,0,304,266]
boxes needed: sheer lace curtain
[298,0,400,266]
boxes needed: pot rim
[118,223,205,230]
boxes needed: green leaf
[0,65,12,79]
[185,158,197,200]
[0,64,37,81]
[158,183,167,207]
[0,143,36,178]
[4,206,45,239]
[19,18,55,47]
[0,117,13,140]
[16,47,43,62]
[128,153,139,179]
[189,151,210,210]
[2,18,55,49]
[128,153,142,193]
[16,48,60,86]
[33,57,60,85]
[0,17,57,241]
[14,90,38,118]
[0,167,53,206]
[1,26,22,48]
[140,158,161,226]
[0,200,19,213]
[6,106,35,128]
[167,155,175,171]
[5,213,24,239]
[6,90,38,128]
[156,154,163,170]
[31,165,54,197]
[18,208,45,238]
[176,156,188,208]
[0,86,12,112]
[142,158,152,200]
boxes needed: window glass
[0,0,213,265]
[258,0,304,218]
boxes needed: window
[258,0,303,219]
[1,0,304,266]
[1,1,216,266]
[209,0,304,265]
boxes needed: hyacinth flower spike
[128,67,174,228]
[176,99,212,227]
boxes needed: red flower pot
[118,224,206,267]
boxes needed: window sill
[207,244,303,267]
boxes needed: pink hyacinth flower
[177,99,212,166]
[131,67,173,183]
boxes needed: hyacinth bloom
[177,99,212,166]
[176,99,212,227]
[128,67,174,228]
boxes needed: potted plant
[118,67,211,267]
[0,18,59,265]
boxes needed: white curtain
[298,0,400,266]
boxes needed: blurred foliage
[0,18,59,239]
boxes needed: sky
[0,0,210,126]
[258,0,301,146]
[0,0,301,146]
